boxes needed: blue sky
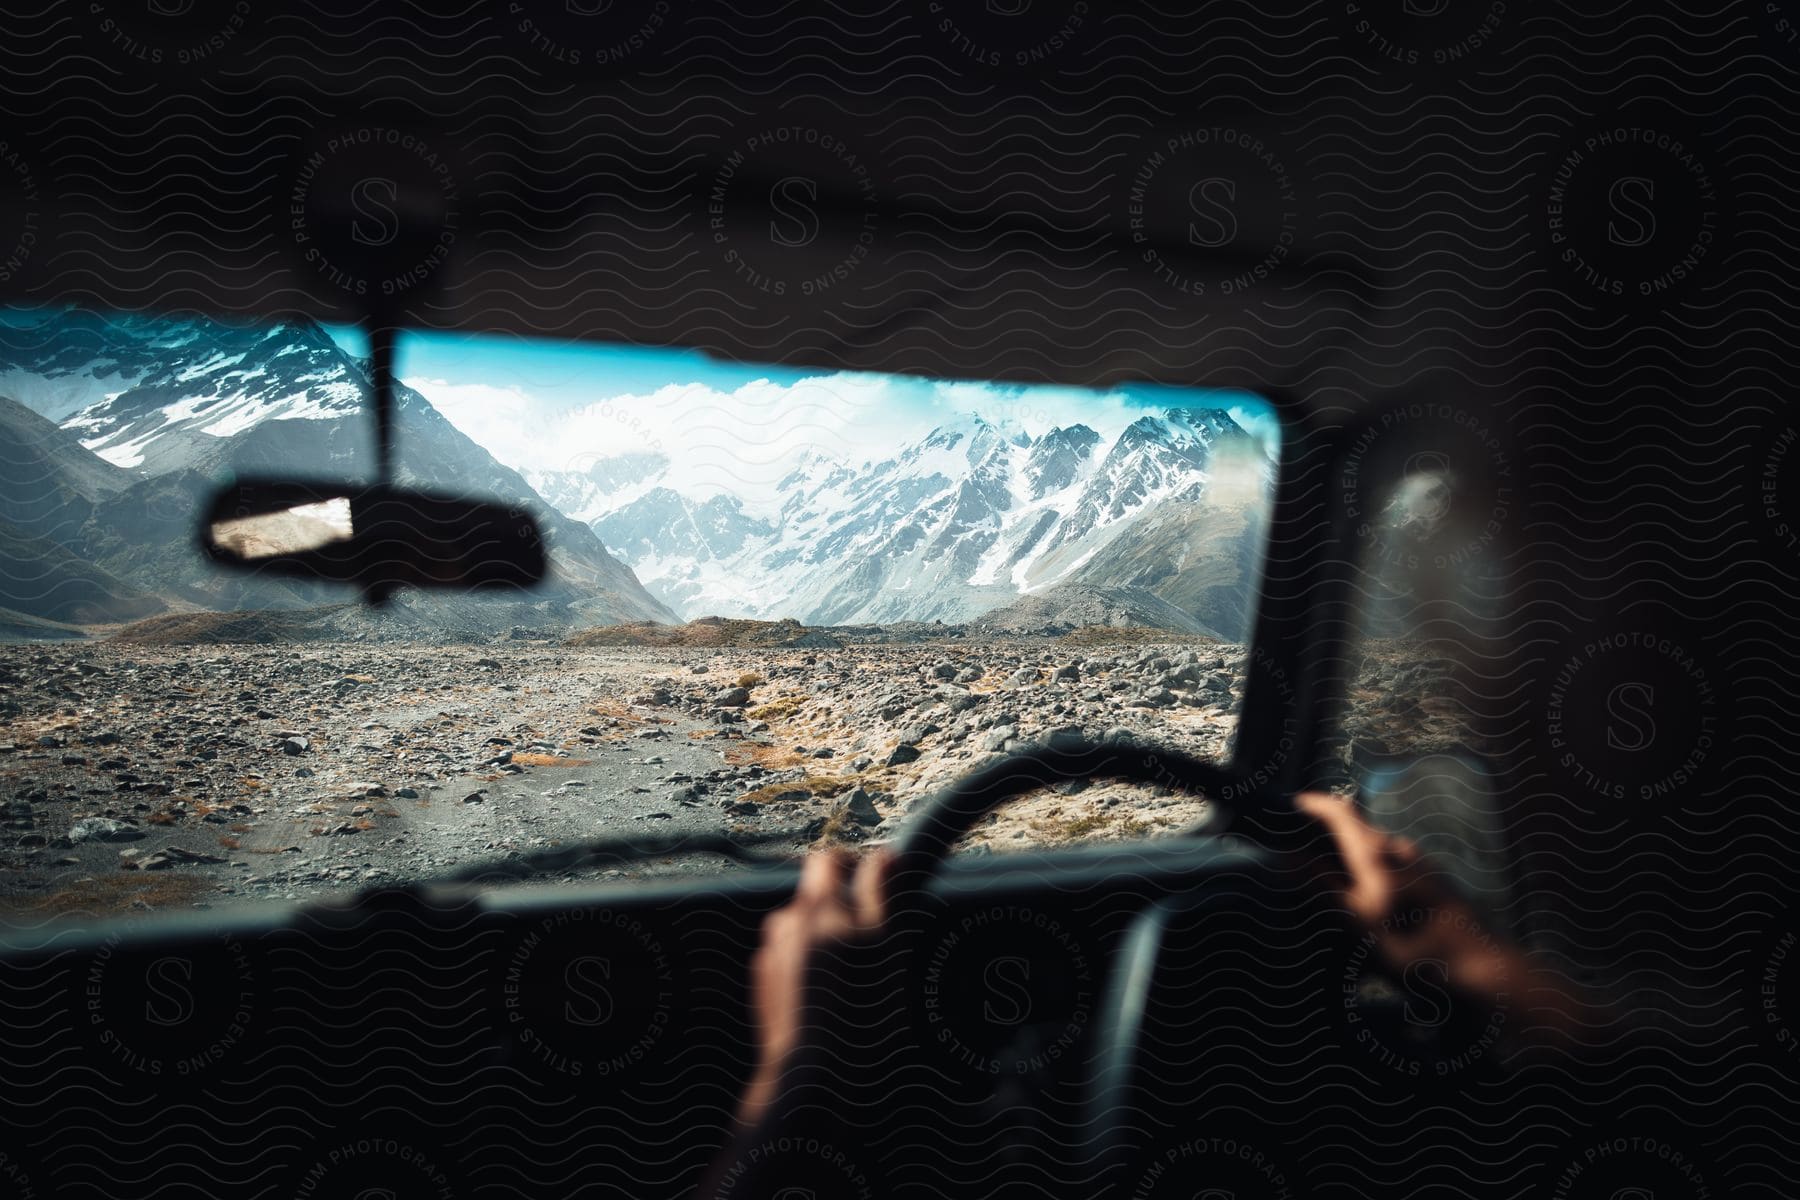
[334,325,1278,497]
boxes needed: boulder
[67,816,144,844]
[886,744,922,767]
[838,787,883,827]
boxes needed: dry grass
[510,752,592,768]
[217,835,241,850]
[723,741,811,770]
[8,871,209,918]
[1056,626,1217,648]
[747,695,806,722]
[812,807,864,844]
[737,771,870,805]
[567,616,838,649]
[1029,808,1153,843]
[736,671,765,688]
[108,607,353,646]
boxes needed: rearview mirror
[201,478,547,596]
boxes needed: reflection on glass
[1386,462,1456,540]
[211,496,353,559]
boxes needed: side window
[1333,403,1518,921]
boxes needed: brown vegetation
[736,770,872,806]
[566,616,838,649]
[510,752,592,768]
[1056,625,1217,648]
[747,695,806,722]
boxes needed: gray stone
[838,787,883,827]
[979,727,1017,753]
[67,817,144,844]
[886,744,922,767]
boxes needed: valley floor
[0,634,1469,924]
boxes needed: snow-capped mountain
[0,309,677,629]
[0,308,1271,637]
[534,408,1272,636]
[1,311,365,472]
[525,452,670,525]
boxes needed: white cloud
[547,374,914,511]
[409,370,1278,514]
[405,377,543,470]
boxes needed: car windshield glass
[0,307,1278,921]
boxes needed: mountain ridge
[0,310,677,632]
[534,405,1271,636]
[1,308,1270,641]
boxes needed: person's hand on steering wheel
[736,798,1599,1107]
[709,787,1609,1195]
[1296,790,1604,1046]
[737,847,896,1126]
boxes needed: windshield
[0,307,1279,920]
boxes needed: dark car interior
[1,3,1795,1198]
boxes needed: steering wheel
[893,733,1256,869]
[889,734,1337,1196]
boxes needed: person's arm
[1296,790,1615,1054]
[701,794,1616,1194]
[697,849,894,1200]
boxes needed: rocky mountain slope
[0,397,166,624]
[0,310,676,632]
[971,582,1221,638]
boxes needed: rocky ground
[0,635,1467,923]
